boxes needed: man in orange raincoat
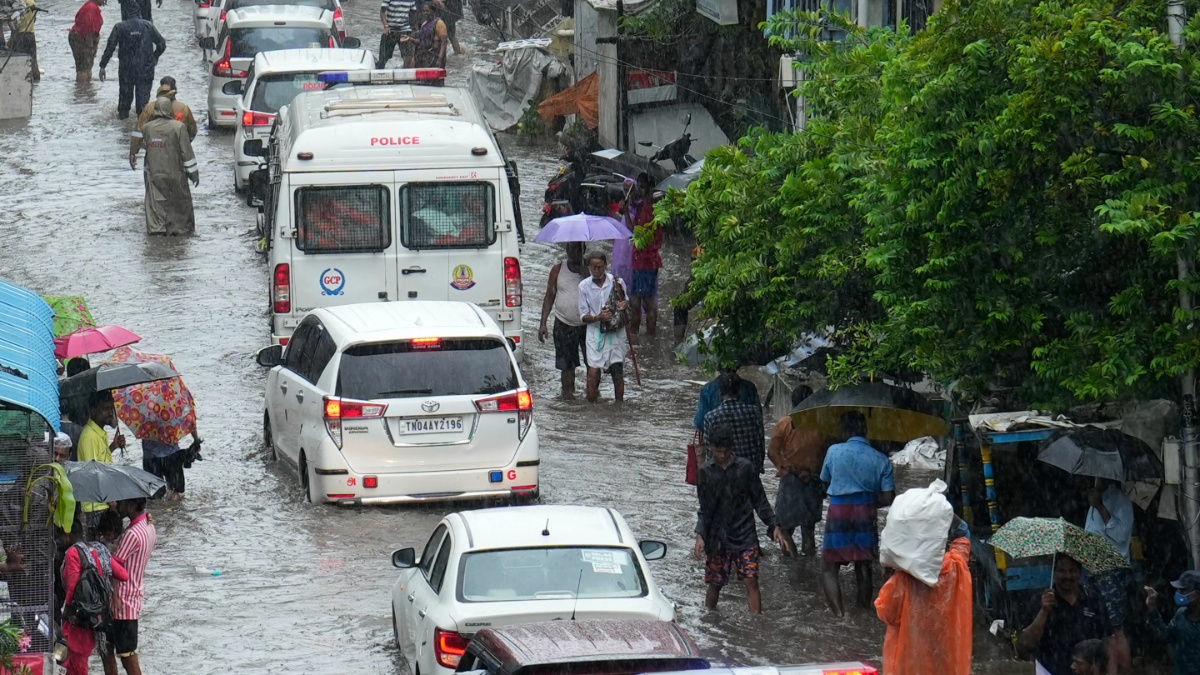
[875,516,973,675]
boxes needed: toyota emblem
[421,400,441,413]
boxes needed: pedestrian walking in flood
[624,173,662,341]
[694,368,760,441]
[1145,571,1200,675]
[819,410,895,615]
[1019,554,1114,675]
[702,372,766,473]
[377,0,415,68]
[105,498,157,675]
[68,0,104,83]
[538,242,588,399]
[130,78,198,160]
[98,15,166,120]
[77,391,126,525]
[411,0,448,70]
[135,96,199,235]
[118,0,156,23]
[694,425,793,613]
[9,0,38,83]
[767,385,828,555]
[578,251,629,403]
[440,0,462,54]
[1083,478,1134,672]
[61,512,128,675]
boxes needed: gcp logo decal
[450,264,476,291]
[320,268,346,296]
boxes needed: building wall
[573,0,601,79]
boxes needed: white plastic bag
[879,479,953,587]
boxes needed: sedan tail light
[503,256,521,307]
[323,396,387,449]
[434,627,469,669]
[475,389,532,440]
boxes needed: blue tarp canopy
[0,279,60,433]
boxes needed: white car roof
[226,5,333,27]
[453,505,634,552]
[252,48,373,74]
[314,302,502,344]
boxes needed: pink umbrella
[54,325,142,359]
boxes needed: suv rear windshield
[230,0,334,11]
[336,338,517,400]
[401,182,496,249]
[295,185,390,253]
[251,72,327,113]
[230,27,331,58]
[458,547,646,603]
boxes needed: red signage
[371,136,421,146]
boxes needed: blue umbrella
[533,214,633,243]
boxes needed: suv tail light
[213,41,247,78]
[272,263,291,314]
[475,389,532,440]
[242,111,275,128]
[332,6,345,40]
[434,628,469,669]
[503,257,522,307]
[323,396,387,449]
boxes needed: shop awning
[0,279,61,432]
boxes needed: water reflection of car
[454,620,709,675]
[230,48,375,192]
[390,505,675,675]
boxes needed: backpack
[64,543,113,629]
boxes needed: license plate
[399,416,463,434]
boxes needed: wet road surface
[0,2,1029,672]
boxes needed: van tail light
[242,111,276,127]
[272,263,291,314]
[332,6,345,40]
[323,396,387,449]
[434,628,469,669]
[475,389,532,440]
[213,40,247,78]
[199,2,210,7]
[219,8,227,21]
[503,256,522,307]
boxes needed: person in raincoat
[875,516,973,675]
[135,96,199,235]
[130,78,197,161]
[98,15,166,120]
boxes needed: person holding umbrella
[538,242,588,399]
[77,391,127,524]
[1020,554,1114,675]
[1084,479,1134,672]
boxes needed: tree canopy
[662,0,1200,409]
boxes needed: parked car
[229,48,374,193]
[454,620,709,674]
[255,301,538,505]
[653,666,878,675]
[194,0,214,39]
[201,0,345,50]
[390,505,675,675]
[203,5,359,129]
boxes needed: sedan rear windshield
[230,27,331,58]
[250,72,326,114]
[336,339,517,400]
[458,547,646,603]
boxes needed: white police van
[251,69,526,354]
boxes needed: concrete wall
[573,0,601,79]
[629,103,730,170]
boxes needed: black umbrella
[1037,427,1164,482]
[60,362,179,403]
[788,381,947,442]
[63,460,166,502]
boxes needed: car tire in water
[206,114,216,131]
[263,411,277,461]
[392,607,400,648]
[234,169,246,194]
[300,453,313,503]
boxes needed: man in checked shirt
[702,372,766,473]
[103,498,158,675]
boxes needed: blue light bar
[317,72,350,83]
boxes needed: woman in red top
[68,0,105,83]
[62,528,128,675]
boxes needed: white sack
[891,436,945,471]
[880,478,953,587]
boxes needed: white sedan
[390,505,675,675]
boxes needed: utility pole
[1167,0,1200,569]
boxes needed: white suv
[256,302,539,505]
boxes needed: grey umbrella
[59,362,179,404]
[1037,427,1164,482]
[63,460,166,502]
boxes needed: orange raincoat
[875,537,972,675]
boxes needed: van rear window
[336,339,517,400]
[295,185,390,253]
[400,182,496,250]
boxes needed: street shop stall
[0,279,67,673]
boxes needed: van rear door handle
[401,267,427,275]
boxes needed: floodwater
[0,2,1033,673]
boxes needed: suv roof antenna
[541,519,550,536]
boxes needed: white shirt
[577,272,619,321]
[1085,483,1134,562]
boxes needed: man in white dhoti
[577,251,629,403]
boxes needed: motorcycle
[637,113,697,173]
[538,147,628,227]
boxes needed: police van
[251,69,526,354]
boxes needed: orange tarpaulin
[875,537,973,675]
[538,72,599,129]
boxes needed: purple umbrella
[533,214,633,243]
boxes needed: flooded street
[0,2,1027,673]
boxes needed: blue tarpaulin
[0,279,60,433]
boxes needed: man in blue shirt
[1084,479,1134,672]
[819,411,895,615]
[693,368,759,438]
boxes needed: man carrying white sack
[875,480,973,675]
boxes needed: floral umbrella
[103,347,197,445]
[41,295,95,338]
[989,517,1130,573]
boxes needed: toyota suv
[255,301,539,505]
